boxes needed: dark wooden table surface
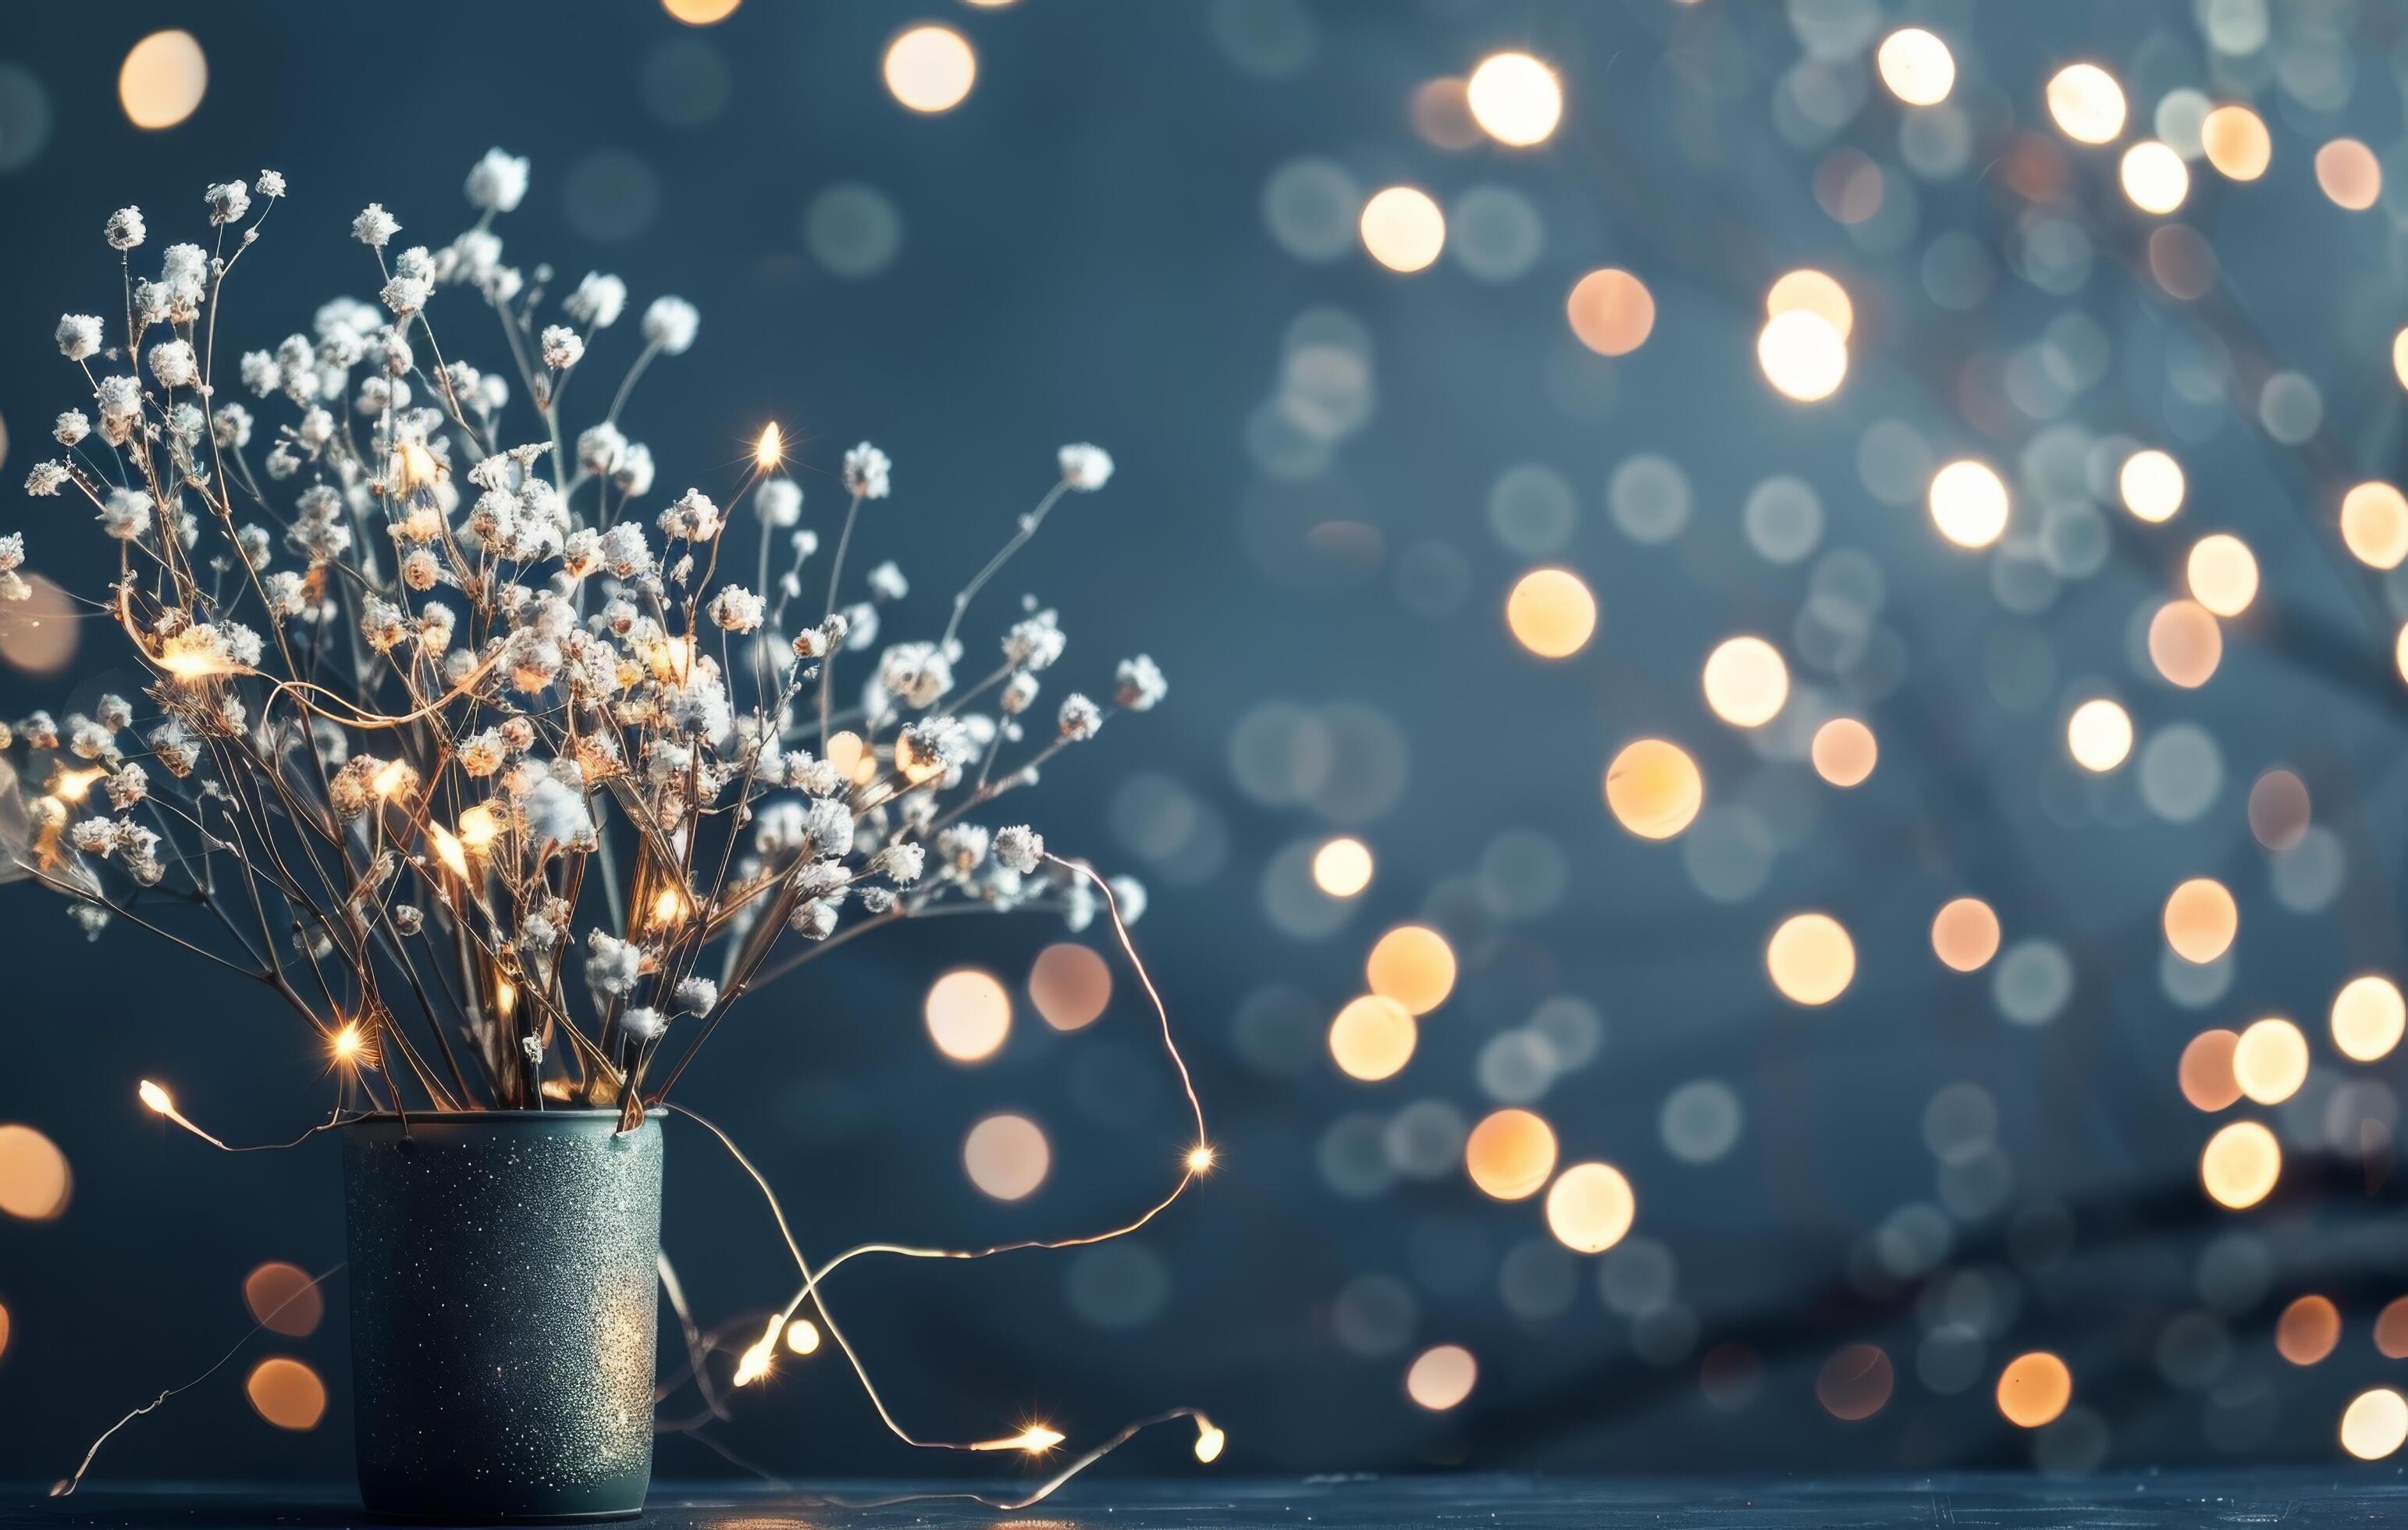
[10,1473,2408,1528]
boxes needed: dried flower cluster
[2,153,1161,1122]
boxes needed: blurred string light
[1311,836,1375,898]
[1506,567,1597,657]
[2342,1389,2408,1460]
[2179,1030,2242,1112]
[964,1113,1050,1201]
[2147,602,2221,688]
[1027,943,1112,1031]
[244,1357,326,1431]
[1360,186,1446,272]
[2340,482,2408,570]
[926,968,1012,1062]
[1756,309,1848,402]
[2200,104,2271,180]
[119,30,205,130]
[2330,976,2405,1062]
[2277,1296,2341,1365]
[884,24,976,113]
[2230,1017,2308,1105]
[2163,877,2238,963]
[1464,52,1561,148]
[1930,898,2001,973]
[1405,1343,1477,1410]
[1464,1108,1557,1200]
[1766,913,1855,1006]
[1809,718,1877,788]
[2118,449,2184,521]
[661,0,742,21]
[1566,268,1654,355]
[2065,699,2133,773]
[1874,28,1954,106]
[2200,1120,2281,1209]
[1366,924,1457,1014]
[1995,1352,2072,1429]
[1816,1344,1894,1421]
[1329,994,1416,1081]
[242,1264,324,1337]
[2315,139,2381,211]
[2186,534,2259,616]
[2044,62,2126,144]
[0,1124,71,1220]
[1927,459,2009,549]
[1766,269,1853,340]
[1543,1162,1634,1254]
[1701,636,1789,727]
[2118,141,2189,214]
[1604,739,1703,839]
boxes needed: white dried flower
[1058,442,1114,490]
[56,314,103,361]
[148,338,199,390]
[100,486,153,540]
[994,824,1044,874]
[54,410,89,446]
[1114,654,1167,711]
[255,169,287,198]
[205,180,251,226]
[673,977,719,1016]
[622,1005,668,1041]
[578,422,626,475]
[26,461,69,496]
[877,642,953,709]
[710,585,766,633]
[565,272,627,329]
[540,325,584,371]
[1003,610,1065,671]
[842,442,891,500]
[659,488,722,542]
[380,273,431,315]
[866,560,907,601]
[873,842,925,884]
[353,203,400,248]
[642,295,699,354]
[756,477,802,527]
[105,206,146,251]
[464,148,531,213]
[1058,692,1102,740]
[584,930,644,997]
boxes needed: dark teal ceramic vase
[342,1110,664,1522]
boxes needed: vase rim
[340,1108,645,1124]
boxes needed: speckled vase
[342,1110,663,1523]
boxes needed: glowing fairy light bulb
[651,883,694,928]
[2045,62,2126,145]
[48,765,106,802]
[783,1318,821,1355]
[755,422,783,470]
[1928,459,2009,549]
[1359,187,1446,272]
[427,824,468,879]
[1193,1416,1226,1464]
[457,804,501,850]
[970,1424,1065,1454]
[1756,309,1848,402]
[2118,141,2189,214]
[733,1315,782,1387]
[2065,699,2132,773]
[137,1080,173,1115]
[1186,1144,1217,1174]
[2342,1389,2408,1460]
[331,1023,365,1064]
[370,760,413,799]
[1311,836,1375,897]
[1875,28,1954,106]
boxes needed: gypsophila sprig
[0,151,1161,1126]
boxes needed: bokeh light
[1506,568,1597,658]
[1702,636,1790,728]
[2200,104,2271,180]
[1766,913,1855,1006]
[2163,878,2237,964]
[1875,29,1954,107]
[2315,139,2381,211]
[243,1263,324,1337]
[2200,1120,2281,1210]
[2331,976,2406,1063]
[1928,460,2009,549]
[2341,482,2408,570]
[1360,187,1446,272]
[1366,925,1457,1015]
[1931,898,2001,973]
[1816,1344,1894,1421]
[1995,1352,2072,1429]
[784,1318,822,1354]
[925,969,1012,1062]
[1604,739,1703,839]
[1766,269,1853,341]
[2186,534,2258,617]
[1311,836,1375,898]
[1544,1162,1635,1254]
[1028,942,1112,1031]
[2065,699,2133,773]
[1464,52,1561,148]
[119,30,206,130]
[2118,449,2184,521]
[2118,141,2189,214]
[2377,1299,2408,1360]
[2231,1017,2307,1106]
[1566,269,1654,356]
[0,1124,71,1221]
[2179,1030,2242,1112]
[661,0,742,21]
[2044,63,2126,145]
[1328,994,1417,1082]
[0,575,84,674]
[963,1112,1051,1201]
[884,25,976,113]
[2276,1296,2340,1366]
[1809,718,1877,788]
[2342,1389,2408,1461]
[244,1357,327,1431]
[1464,1108,1558,1200]
[1405,1343,1477,1410]
[2147,600,2222,689]
[1756,310,1848,403]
